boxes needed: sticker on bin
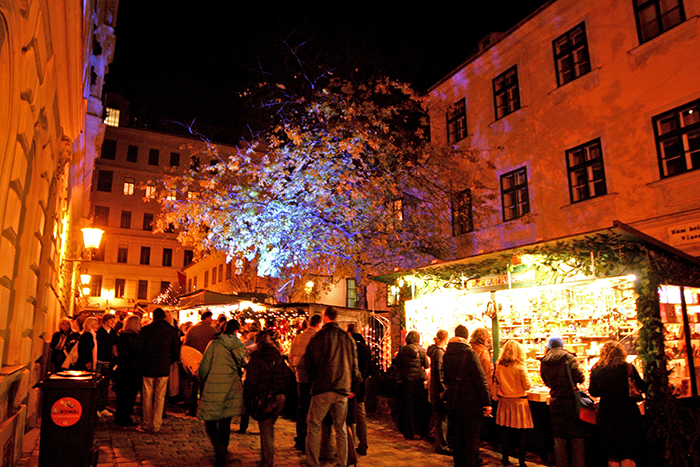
[50,397,82,427]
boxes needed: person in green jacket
[198,319,246,467]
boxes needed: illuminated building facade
[428,0,700,258]
[0,0,117,461]
[86,123,245,310]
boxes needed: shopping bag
[574,390,598,425]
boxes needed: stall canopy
[177,290,270,308]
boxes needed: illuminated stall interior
[379,222,700,400]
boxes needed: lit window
[115,279,126,298]
[146,183,156,198]
[553,23,591,87]
[447,98,467,143]
[104,108,120,127]
[123,178,135,195]
[493,66,521,120]
[501,167,530,222]
[653,99,700,178]
[346,278,358,308]
[634,0,685,44]
[166,191,176,201]
[566,139,607,203]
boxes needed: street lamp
[63,227,104,317]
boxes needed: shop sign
[466,272,531,290]
[50,397,82,427]
[668,221,700,246]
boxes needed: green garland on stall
[397,232,700,466]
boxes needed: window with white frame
[566,138,607,203]
[501,167,530,222]
[346,278,358,308]
[146,183,156,198]
[653,99,700,178]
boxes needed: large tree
[155,76,491,304]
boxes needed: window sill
[488,106,528,128]
[548,67,601,100]
[647,169,700,189]
[560,192,618,211]
[628,15,699,57]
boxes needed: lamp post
[64,227,104,317]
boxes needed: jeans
[142,376,168,431]
[356,401,368,452]
[258,394,285,466]
[555,437,585,467]
[306,392,348,467]
[296,382,312,448]
[430,403,449,451]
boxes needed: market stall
[375,221,700,465]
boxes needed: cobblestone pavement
[18,402,550,467]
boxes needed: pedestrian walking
[301,306,360,467]
[443,325,492,467]
[184,310,217,416]
[244,330,293,467]
[137,308,181,433]
[395,330,429,440]
[96,312,117,417]
[289,314,323,451]
[114,315,142,427]
[198,319,246,467]
[427,329,450,455]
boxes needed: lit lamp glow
[82,287,91,295]
[80,274,91,285]
[81,227,104,250]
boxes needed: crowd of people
[48,307,648,467]
[393,326,648,467]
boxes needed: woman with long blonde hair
[74,316,99,371]
[589,342,647,467]
[495,340,533,466]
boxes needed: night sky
[104,0,551,141]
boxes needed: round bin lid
[54,370,93,378]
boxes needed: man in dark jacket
[540,335,587,467]
[427,329,450,454]
[96,312,117,416]
[184,310,217,416]
[138,308,181,432]
[301,307,360,467]
[395,330,430,440]
[443,325,491,467]
[350,331,372,455]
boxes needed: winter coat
[49,330,79,370]
[115,331,141,383]
[589,363,647,460]
[244,340,293,411]
[471,342,494,398]
[540,347,588,439]
[138,318,181,377]
[289,327,317,383]
[74,331,96,371]
[396,343,429,383]
[427,344,446,405]
[352,333,372,402]
[197,333,246,421]
[184,321,217,354]
[301,321,360,396]
[443,338,490,418]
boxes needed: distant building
[428,0,700,257]
[0,0,117,460]
[85,121,243,311]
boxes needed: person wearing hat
[540,335,587,467]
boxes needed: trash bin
[35,371,103,467]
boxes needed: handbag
[566,360,598,426]
[628,363,644,402]
[61,340,80,369]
